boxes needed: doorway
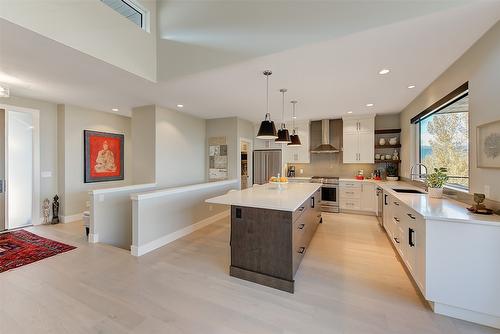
[239,138,252,189]
[0,106,40,231]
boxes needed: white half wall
[131,179,238,256]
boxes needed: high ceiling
[1,1,499,122]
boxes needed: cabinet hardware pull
[409,228,415,247]
[298,207,305,212]
[384,194,388,205]
[394,217,400,222]
[407,213,416,220]
[394,237,400,244]
[298,247,306,254]
[298,224,305,230]
[394,202,399,206]
[311,197,315,208]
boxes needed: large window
[418,93,469,190]
[101,0,147,30]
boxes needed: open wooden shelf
[375,159,401,163]
[375,128,401,134]
[375,144,401,149]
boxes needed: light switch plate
[41,171,52,178]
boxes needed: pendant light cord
[266,72,270,120]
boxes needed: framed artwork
[84,130,124,183]
[477,119,500,168]
[208,136,228,181]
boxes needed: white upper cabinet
[282,121,310,164]
[342,115,375,163]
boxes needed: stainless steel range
[311,176,339,213]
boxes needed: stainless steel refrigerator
[253,150,282,185]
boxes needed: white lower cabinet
[340,181,376,214]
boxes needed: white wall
[0,0,157,82]
[131,105,156,184]
[0,95,58,221]
[400,21,500,201]
[155,106,207,187]
[58,104,133,216]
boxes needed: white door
[6,110,34,229]
[0,109,5,231]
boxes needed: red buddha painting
[84,130,124,183]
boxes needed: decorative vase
[379,138,386,146]
[428,187,443,198]
[389,137,398,145]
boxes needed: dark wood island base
[229,188,321,293]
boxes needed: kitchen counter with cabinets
[379,181,500,329]
[206,183,322,293]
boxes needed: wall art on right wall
[477,119,500,168]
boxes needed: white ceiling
[1,1,499,122]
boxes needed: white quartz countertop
[375,181,500,226]
[205,183,321,212]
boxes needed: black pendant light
[256,70,278,140]
[288,100,302,147]
[275,88,291,144]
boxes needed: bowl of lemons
[269,176,289,190]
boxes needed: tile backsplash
[290,153,375,178]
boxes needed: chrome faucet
[410,163,428,182]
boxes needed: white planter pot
[428,187,443,198]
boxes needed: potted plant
[426,167,449,198]
[385,164,399,181]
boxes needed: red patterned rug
[0,230,76,273]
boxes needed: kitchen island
[206,183,322,293]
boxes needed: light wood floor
[0,213,498,334]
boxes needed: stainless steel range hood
[311,119,340,153]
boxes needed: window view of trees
[419,95,469,189]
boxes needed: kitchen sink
[392,188,426,194]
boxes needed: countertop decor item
[379,138,386,146]
[389,137,398,145]
[467,193,493,215]
[256,70,278,139]
[426,167,449,198]
[275,88,291,143]
[386,164,399,181]
[392,150,399,160]
[52,195,60,224]
[477,119,500,168]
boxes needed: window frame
[102,0,150,32]
[416,88,470,191]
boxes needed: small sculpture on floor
[42,198,51,224]
[52,195,60,224]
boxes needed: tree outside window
[419,95,469,189]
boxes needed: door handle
[409,228,415,247]
[298,206,305,212]
[407,213,416,220]
[394,237,400,244]
[311,196,315,208]
[384,194,388,205]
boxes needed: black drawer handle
[297,224,305,230]
[298,247,306,254]
[394,237,400,244]
[311,196,315,208]
[407,213,416,220]
[298,206,305,212]
[394,201,400,206]
[409,228,415,247]
[394,217,400,222]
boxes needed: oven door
[321,185,338,204]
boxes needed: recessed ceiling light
[112,108,119,112]
[177,104,184,108]
[366,103,374,107]
[292,116,297,119]
[378,68,390,75]
[407,85,416,89]
[347,111,353,114]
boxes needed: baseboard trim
[131,210,230,257]
[60,213,83,224]
[433,302,500,329]
[88,233,99,243]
